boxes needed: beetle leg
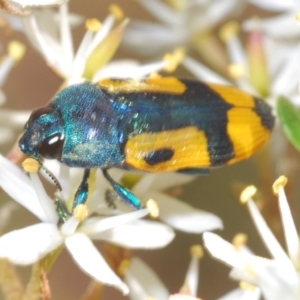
[54,193,72,225]
[102,169,143,210]
[72,169,91,211]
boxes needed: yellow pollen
[8,41,26,62]
[109,4,124,22]
[272,175,288,195]
[240,185,257,204]
[190,245,204,259]
[118,259,130,276]
[228,63,245,78]
[219,21,240,43]
[73,204,89,221]
[232,233,248,250]
[146,298,156,300]
[22,158,40,173]
[295,12,300,23]
[163,47,185,73]
[239,281,256,291]
[85,18,102,32]
[147,199,159,218]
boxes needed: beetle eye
[27,106,55,125]
[37,133,64,159]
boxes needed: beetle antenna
[41,165,62,192]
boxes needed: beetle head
[19,106,65,161]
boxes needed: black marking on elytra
[144,148,174,165]
[253,96,275,130]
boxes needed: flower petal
[277,186,300,266]
[143,192,223,233]
[218,288,261,300]
[248,0,294,11]
[203,232,241,267]
[132,173,194,195]
[91,220,175,249]
[244,13,300,39]
[0,155,47,221]
[12,0,68,6]
[183,56,231,84]
[169,295,199,300]
[125,257,169,300]
[79,209,149,235]
[65,233,129,294]
[230,258,300,299]
[0,223,63,265]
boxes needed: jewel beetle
[19,77,275,213]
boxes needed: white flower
[235,0,300,40]
[0,41,30,145]
[243,13,300,39]
[129,172,223,233]
[14,0,67,6]
[124,245,203,300]
[0,155,175,294]
[203,178,300,300]
[0,0,67,16]
[248,0,296,12]
[42,160,223,234]
[122,0,247,57]
[183,19,300,107]
[124,245,261,300]
[21,3,180,86]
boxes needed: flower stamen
[228,63,245,78]
[272,175,288,195]
[240,185,257,204]
[189,245,204,259]
[239,281,256,291]
[109,4,124,22]
[118,259,130,277]
[73,204,89,222]
[219,21,239,43]
[163,48,185,73]
[232,233,247,251]
[147,199,159,218]
[22,158,40,173]
[8,41,26,63]
[85,18,102,32]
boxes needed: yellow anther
[239,281,256,291]
[147,199,159,218]
[85,18,102,32]
[219,21,240,43]
[190,245,204,259]
[228,63,246,78]
[22,158,40,173]
[295,12,300,23]
[8,41,25,62]
[272,175,288,195]
[73,204,89,222]
[232,233,248,250]
[163,48,185,73]
[109,4,124,22]
[240,185,257,204]
[118,259,130,276]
